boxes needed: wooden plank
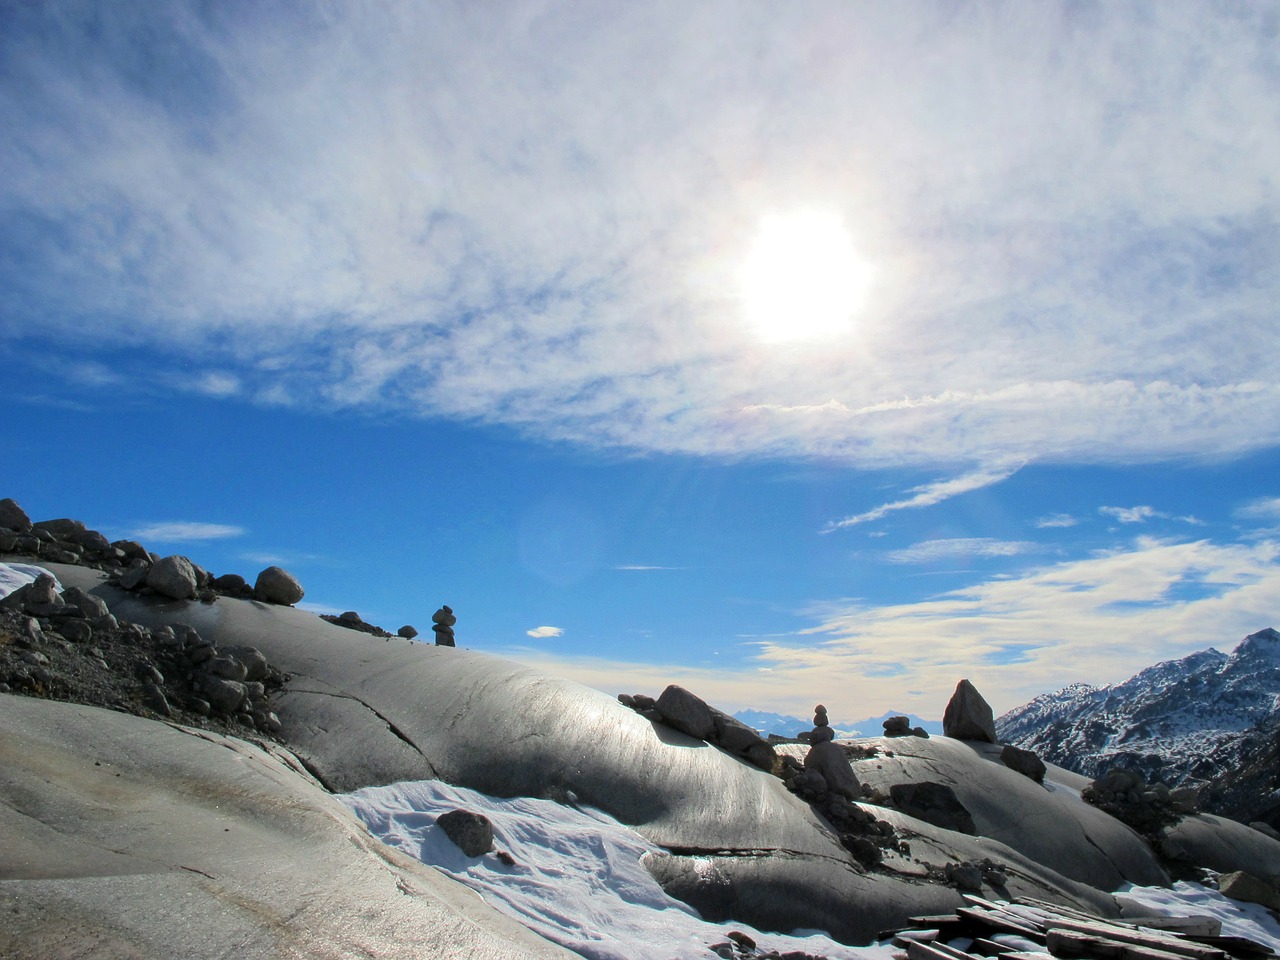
[1017,897,1111,925]
[957,907,1048,940]
[1046,929,1195,960]
[908,939,974,960]
[972,937,1022,955]
[1126,918,1221,938]
[1045,919,1227,960]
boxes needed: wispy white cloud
[3,4,1279,467]
[825,462,1023,531]
[526,626,564,639]
[1100,505,1157,524]
[887,538,1035,564]
[1036,513,1079,529]
[1236,497,1280,520]
[499,536,1280,718]
[132,521,245,542]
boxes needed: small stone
[945,861,984,892]
[205,656,248,682]
[431,605,457,627]
[883,715,912,737]
[211,573,249,594]
[199,676,247,715]
[398,624,418,639]
[435,809,494,857]
[143,682,172,716]
[1001,744,1047,783]
[222,645,270,682]
[339,611,363,623]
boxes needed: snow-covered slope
[997,628,1280,785]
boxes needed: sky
[2,1,1279,721]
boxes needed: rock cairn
[431,605,456,646]
[0,572,284,736]
[776,704,903,870]
[619,685,776,771]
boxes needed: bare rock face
[1218,871,1280,910]
[146,556,198,600]
[254,566,304,605]
[943,678,998,743]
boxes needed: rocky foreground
[3,497,1280,960]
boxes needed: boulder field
[5,558,1280,953]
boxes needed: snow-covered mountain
[733,708,943,740]
[997,627,1280,787]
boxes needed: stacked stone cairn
[431,605,456,646]
[774,704,903,870]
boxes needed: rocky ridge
[996,628,1280,830]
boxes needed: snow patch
[0,562,58,600]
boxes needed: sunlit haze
[2,2,1279,721]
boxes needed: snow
[0,562,58,600]
[341,778,899,960]
[1119,881,1280,952]
[343,778,1280,960]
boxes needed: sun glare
[739,212,871,343]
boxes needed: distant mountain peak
[997,627,1280,788]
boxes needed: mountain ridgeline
[996,627,1280,829]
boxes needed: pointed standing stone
[942,678,998,743]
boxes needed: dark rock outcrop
[943,679,998,743]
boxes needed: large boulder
[253,566,304,605]
[146,556,198,600]
[804,741,862,800]
[943,678,998,743]
[654,684,716,741]
[0,498,32,532]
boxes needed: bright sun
[739,211,871,343]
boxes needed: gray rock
[807,724,835,745]
[339,611,363,623]
[1218,871,1280,910]
[0,497,33,532]
[254,566,304,605]
[222,645,270,682]
[655,684,717,741]
[146,556,198,600]
[432,624,456,646]
[435,809,494,857]
[1001,744,1047,783]
[211,573,249,594]
[32,518,86,540]
[883,716,912,736]
[804,741,862,800]
[110,539,150,561]
[431,605,457,627]
[143,681,172,716]
[118,563,150,590]
[710,709,777,771]
[57,620,92,644]
[943,678,998,743]
[62,586,110,620]
[199,676,247,715]
[205,656,249,682]
[945,861,984,892]
[398,625,419,639]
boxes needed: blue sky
[3,2,1279,719]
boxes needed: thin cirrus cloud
[1036,514,1079,529]
[824,462,1024,531]
[130,521,245,542]
[886,538,1035,564]
[501,535,1280,717]
[526,626,564,639]
[2,4,1280,470]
